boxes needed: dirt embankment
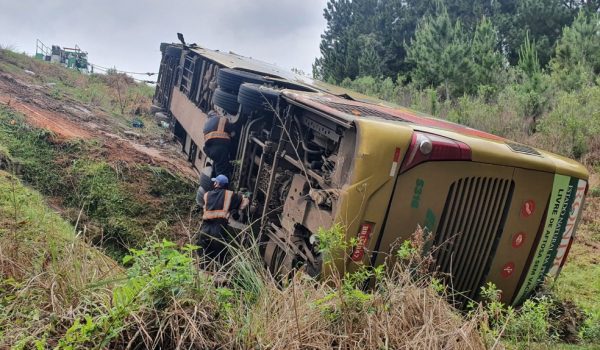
[0,71,197,180]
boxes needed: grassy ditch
[0,186,485,349]
[2,190,592,349]
[0,105,198,258]
[0,170,121,347]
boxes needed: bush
[537,86,600,158]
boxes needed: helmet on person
[211,174,229,187]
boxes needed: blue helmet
[211,174,229,186]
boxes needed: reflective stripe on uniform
[205,117,230,141]
[202,190,234,220]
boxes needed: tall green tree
[494,0,575,66]
[406,4,473,99]
[517,32,548,131]
[313,0,585,88]
[315,0,439,82]
[551,10,600,88]
[357,34,383,77]
[314,0,354,82]
[471,17,505,90]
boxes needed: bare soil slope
[0,69,196,179]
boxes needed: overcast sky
[0,0,328,81]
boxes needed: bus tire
[238,83,280,113]
[212,88,239,115]
[217,68,267,93]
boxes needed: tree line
[314,0,599,93]
[313,0,600,160]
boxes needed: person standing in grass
[198,174,249,265]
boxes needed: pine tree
[518,32,541,78]
[357,34,383,77]
[553,11,600,75]
[471,17,504,91]
[406,3,473,99]
[497,0,574,67]
[317,0,354,82]
[517,32,547,131]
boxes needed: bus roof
[188,45,390,105]
[183,44,503,141]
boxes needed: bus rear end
[338,118,588,306]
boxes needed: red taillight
[351,223,373,262]
[400,131,471,173]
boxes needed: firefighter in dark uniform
[203,110,233,178]
[199,174,249,264]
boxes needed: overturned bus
[153,42,588,306]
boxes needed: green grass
[0,106,83,195]
[0,170,121,347]
[555,241,600,343]
[556,244,600,314]
[0,105,196,260]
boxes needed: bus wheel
[212,88,240,115]
[217,68,267,94]
[263,227,322,279]
[238,83,280,113]
[264,235,302,279]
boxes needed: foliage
[0,170,121,348]
[470,16,505,95]
[314,0,588,82]
[477,283,558,346]
[515,32,549,132]
[357,34,383,77]
[315,223,347,263]
[406,2,472,98]
[57,240,201,349]
[537,86,600,158]
[0,107,195,258]
[0,106,80,195]
[498,0,575,66]
[551,11,600,90]
[580,311,600,342]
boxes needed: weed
[396,238,418,260]
[57,239,219,349]
[0,170,121,348]
[315,223,346,264]
[580,311,600,342]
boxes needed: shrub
[537,86,600,158]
